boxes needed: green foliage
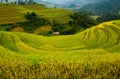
[24,12,37,21]
[51,12,98,35]
[80,0,120,15]
[52,20,64,32]
[0,3,72,35]
[51,20,74,35]
[19,12,50,33]
[0,3,72,25]
[39,30,53,36]
[0,25,13,31]
[0,12,50,33]
[69,12,97,32]
[97,13,120,22]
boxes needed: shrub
[69,12,97,32]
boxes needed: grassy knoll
[0,20,120,78]
[0,3,72,25]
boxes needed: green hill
[1,20,120,52]
[80,0,120,15]
[0,3,72,25]
[0,20,120,78]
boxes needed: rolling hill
[0,20,120,78]
[1,20,120,52]
[0,3,72,25]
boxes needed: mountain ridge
[80,0,120,15]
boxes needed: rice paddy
[0,20,120,78]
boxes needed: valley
[0,1,120,78]
[0,20,120,78]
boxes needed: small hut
[53,32,60,35]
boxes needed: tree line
[52,11,120,35]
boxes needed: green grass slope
[0,3,72,25]
[1,20,119,52]
[0,20,120,78]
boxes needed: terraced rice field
[0,20,120,78]
[0,3,72,25]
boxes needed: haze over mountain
[41,0,103,5]
[80,0,120,15]
[38,0,104,9]
[7,0,103,9]
[7,0,103,5]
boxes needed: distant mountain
[38,0,103,9]
[7,0,103,9]
[80,0,120,15]
[41,0,103,5]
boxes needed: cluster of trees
[51,12,97,35]
[52,21,64,32]
[68,12,97,33]
[21,12,50,33]
[97,13,120,22]
[79,0,120,24]
[51,11,120,35]
[0,12,50,35]
[17,11,120,35]
[23,12,76,35]
[80,0,120,15]
[1,11,120,35]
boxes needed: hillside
[1,20,120,52]
[0,3,72,25]
[0,20,120,78]
[80,0,120,15]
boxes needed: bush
[97,13,120,22]
[69,12,97,32]
[23,12,50,33]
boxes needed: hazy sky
[7,0,103,5]
[8,0,72,3]
[41,0,73,4]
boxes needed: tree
[23,12,50,33]
[24,12,37,21]
[97,13,120,22]
[69,12,97,32]
[52,20,64,32]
